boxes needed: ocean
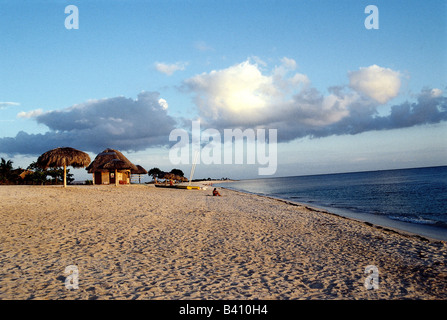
[217,166,447,241]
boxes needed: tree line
[146,167,231,182]
[0,158,74,185]
[147,168,184,180]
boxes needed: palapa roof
[131,165,147,175]
[160,172,175,180]
[158,172,187,181]
[86,148,138,173]
[103,159,131,170]
[37,147,91,169]
[18,169,34,179]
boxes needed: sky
[0,0,446,181]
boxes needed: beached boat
[154,151,201,190]
[154,184,200,190]
[176,185,201,190]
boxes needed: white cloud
[430,88,443,97]
[184,58,341,128]
[348,64,401,104]
[17,109,43,118]
[184,60,273,124]
[194,41,214,52]
[0,102,20,109]
[183,59,446,142]
[280,57,297,70]
[158,98,168,110]
[250,55,267,67]
[273,57,309,92]
[155,62,188,76]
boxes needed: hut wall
[124,171,130,184]
[102,172,110,184]
[117,171,130,184]
[92,170,129,184]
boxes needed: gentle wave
[388,215,447,228]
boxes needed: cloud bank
[1,59,446,157]
[0,92,176,156]
[183,59,446,142]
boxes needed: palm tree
[0,158,14,183]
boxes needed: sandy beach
[0,184,446,300]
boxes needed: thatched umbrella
[159,172,176,185]
[131,165,147,184]
[132,165,147,175]
[173,174,183,182]
[18,169,34,179]
[162,172,175,180]
[157,171,168,179]
[37,147,91,187]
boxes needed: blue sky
[1,0,446,180]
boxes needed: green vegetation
[0,157,75,185]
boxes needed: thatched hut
[86,148,138,185]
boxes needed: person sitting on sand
[213,188,221,196]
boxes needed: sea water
[218,166,447,241]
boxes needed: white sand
[0,184,446,300]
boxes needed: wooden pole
[63,165,67,188]
[115,169,118,186]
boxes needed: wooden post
[63,165,67,188]
[115,169,118,186]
